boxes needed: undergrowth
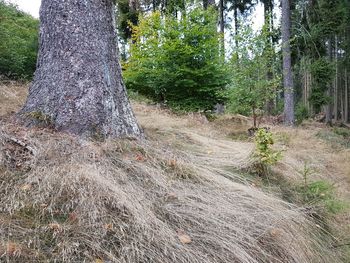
[0,122,340,263]
[316,127,350,149]
[237,130,348,259]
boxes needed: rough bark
[281,0,294,125]
[20,0,142,138]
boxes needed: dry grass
[0,84,343,262]
[0,123,338,263]
[0,81,28,117]
[272,126,350,195]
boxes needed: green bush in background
[0,1,38,79]
[124,8,229,112]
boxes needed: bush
[298,180,345,214]
[295,103,309,125]
[252,129,282,176]
[254,129,282,166]
[316,128,350,149]
[226,24,281,126]
[124,8,229,112]
[0,1,39,79]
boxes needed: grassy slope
[0,83,349,262]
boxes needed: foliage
[116,0,140,41]
[227,24,280,125]
[295,163,344,216]
[317,128,350,149]
[292,0,348,113]
[295,102,309,125]
[254,128,281,166]
[308,58,334,111]
[124,8,230,112]
[297,178,345,214]
[127,90,153,104]
[0,1,39,79]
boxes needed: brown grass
[0,84,343,262]
[0,81,28,117]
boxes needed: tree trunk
[325,38,333,125]
[263,2,275,115]
[234,7,239,48]
[281,0,294,125]
[20,0,142,138]
[345,68,349,123]
[219,0,225,56]
[334,35,338,121]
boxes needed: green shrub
[124,8,229,112]
[0,1,39,79]
[254,129,282,166]
[252,129,282,176]
[295,103,309,125]
[226,24,281,125]
[309,58,334,112]
[298,180,345,214]
[316,128,350,148]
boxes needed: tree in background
[0,1,38,79]
[281,0,294,125]
[124,8,230,111]
[21,0,142,138]
[228,24,280,127]
[292,0,349,124]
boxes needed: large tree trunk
[20,0,142,138]
[281,0,294,125]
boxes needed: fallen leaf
[166,192,177,200]
[20,184,32,191]
[177,230,192,244]
[168,159,177,167]
[69,212,78,222]
[104,223,113,230]
[6,242,21,256]
[48,223,61,231]
[135,153,146,161]
[270,228,283,237]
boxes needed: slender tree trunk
[345,68,349,122]
[264,0,275,115]
[334,35,338,121]
[219,0,225,56]
[325,38,333,125]
[20,0,142,138]
[281,0,294,125]
[234,7,239,48]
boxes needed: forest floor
[0,82,349,262]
